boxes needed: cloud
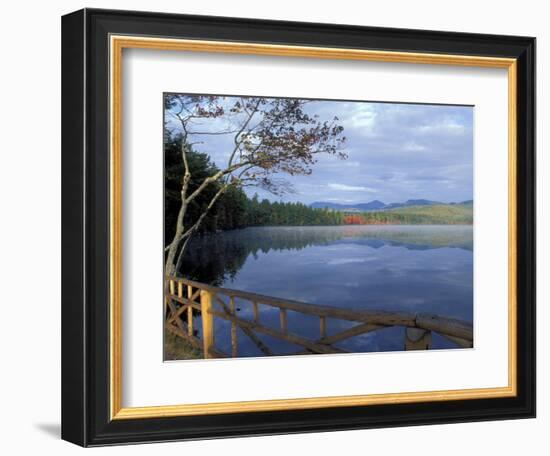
[417,118,468,135]
[346,104,378,130]
[324,198,356,203]
[403,141,427,152]
[328,183,375,192]
[166,96,473,204]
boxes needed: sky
[166,96,473,205]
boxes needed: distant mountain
[309,199,470,212]
[354,200,386,211]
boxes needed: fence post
[230,296,237,357]
[319,316,326,339]
[163,279,169,319]
[187,285,193,337]
[200,290,214,359]
[280,309,288,335]
[404,327,431,350]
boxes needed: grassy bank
[164,330,202,360]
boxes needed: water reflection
[179,225,473,356]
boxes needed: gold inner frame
[109,35,518,420]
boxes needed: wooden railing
[164,276,473,359]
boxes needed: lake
[180,225,473,356]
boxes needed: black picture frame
[62,8,536,447]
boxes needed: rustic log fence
[164,276,473,359]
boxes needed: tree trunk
[165,243,179,277]
[165,198,187,277]
[165,184,229,278]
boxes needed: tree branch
[226,99,261,173]
[184,162,247,205]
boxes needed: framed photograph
[61,8,535,446]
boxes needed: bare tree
[164,94,347,276]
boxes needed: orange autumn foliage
[342,214,391,225]
[342,214,367,225]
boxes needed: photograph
[163,93,474,360]
[57,5,536,447]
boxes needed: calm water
[180,225,473,356]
